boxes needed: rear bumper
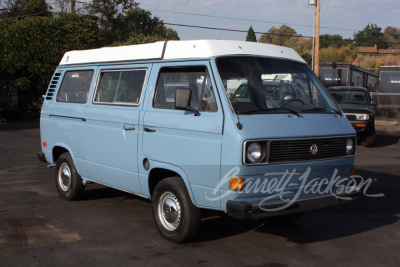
[37,151,47,163]
[226,186,363,220]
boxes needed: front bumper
[226,186,363,220]
[37,151,47,163]
[348,120,371,133]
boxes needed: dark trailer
[374,66,400,110]
[319,62,379,92]
[379,66,400,93]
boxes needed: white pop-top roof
[59,40,306,66]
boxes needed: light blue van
[38,40,361,242]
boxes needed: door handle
[144,127,156,132]
[123,125,135,131]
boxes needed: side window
[56,70,94,103]
[94,69,146,105]
[153,66,218,112]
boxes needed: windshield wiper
[300,107,342,116]
[237,107,300,116]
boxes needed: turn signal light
[229,177,244,191]
[356,124,366,127]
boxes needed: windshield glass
[328,90,368,105]
[216,57,339,115]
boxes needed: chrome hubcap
[58,163,71,191]
[158,192,181,231]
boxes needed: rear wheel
[152,177,200,243]
[55,152,85,200]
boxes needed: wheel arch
[147,165,198,206]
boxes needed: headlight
[346,138,355,155]
[246,142,263,163]
[355,114,370,120]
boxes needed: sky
[137,0,400,41]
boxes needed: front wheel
[152,177,201,243]
[360,130,376,147]
[55,152,85,200]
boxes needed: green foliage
[88,0,138,42]
[111,35,166,46]
[320,34,345,49]
[0,0,51,19]
[384,26,400,49]
[342,44,358,62]
[258,25,297,46]
[246,26,257,42]
[354,24,386,49]
[297,50,312,67]
[113,7,179,44]
[0,14,103,95]
[319,47,346,63]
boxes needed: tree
[112,35,167,46]
[258,25,297,46]
[0,0,51,19]
[0,14,104,106]
[52,0,89,14]
[319,47,346,63]
[320,34,346,49]
[87,0,138,43]
[342,44,358,62]
[297,50,312,66]
[113,7,179,43]
[384,26,400,49]
[354,24,386,49]
[246,26,256,42]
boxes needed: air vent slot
[45,72,62,101]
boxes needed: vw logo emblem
[310,144,318,155]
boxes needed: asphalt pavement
[0,119,399,266]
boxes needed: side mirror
[283,95,293,101]
[175,88,200,116]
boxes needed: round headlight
[346,138,354,154]
[247,142,263,163]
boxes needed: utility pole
[314,0,320,76]
[71,0,75,14]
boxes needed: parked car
[328,86,376,146]
[37,40,360,243]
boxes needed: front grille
[269,136,350,163]
[345,114,357,121]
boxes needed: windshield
[328,90,368,105]
[216,57,339,115]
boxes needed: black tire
[55,152,85,200]
[152,177,201,243]
[360,130,376,147]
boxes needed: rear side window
[56,70,94,103]
[153,66,217,112]
[94,69,146,105]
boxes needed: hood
[238,113,355,139]
[338,104,370,114]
